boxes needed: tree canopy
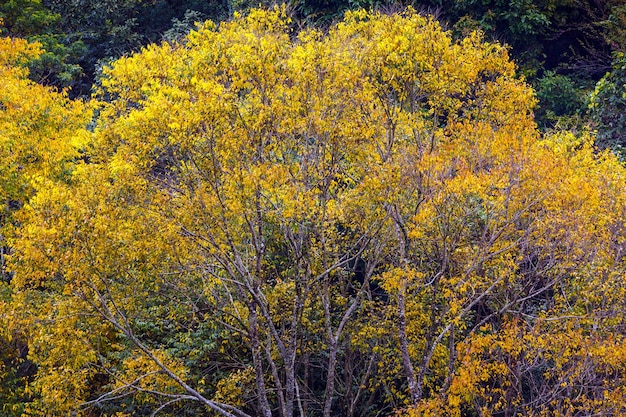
[1,7,625,417]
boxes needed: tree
[0,35,89,278]
[6,7,626,417]
[0,35,90,415]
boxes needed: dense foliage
[0,36,90,415]
[1,7,625,416]
[589,52,626,157]
[1,0,625,114]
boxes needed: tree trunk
[249,302,273,417]
[398,286,421,404]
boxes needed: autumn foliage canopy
[1,7,625,417]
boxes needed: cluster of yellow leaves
[0,38,89,208]
[212,367,254,408]
[409,317,626,417]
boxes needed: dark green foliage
[40,0,231,94]
[449,0,552,41]
[589,52,626,157]
[0,0,87,90]
[27,33,86,86]
[605,4,626,52]
[533,70,586,129]
[162,9,204,43]
[0,0,59,36]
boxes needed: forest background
[1,0,626,416]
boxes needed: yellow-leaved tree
[7,7,626,417]
[0,36,91,416]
